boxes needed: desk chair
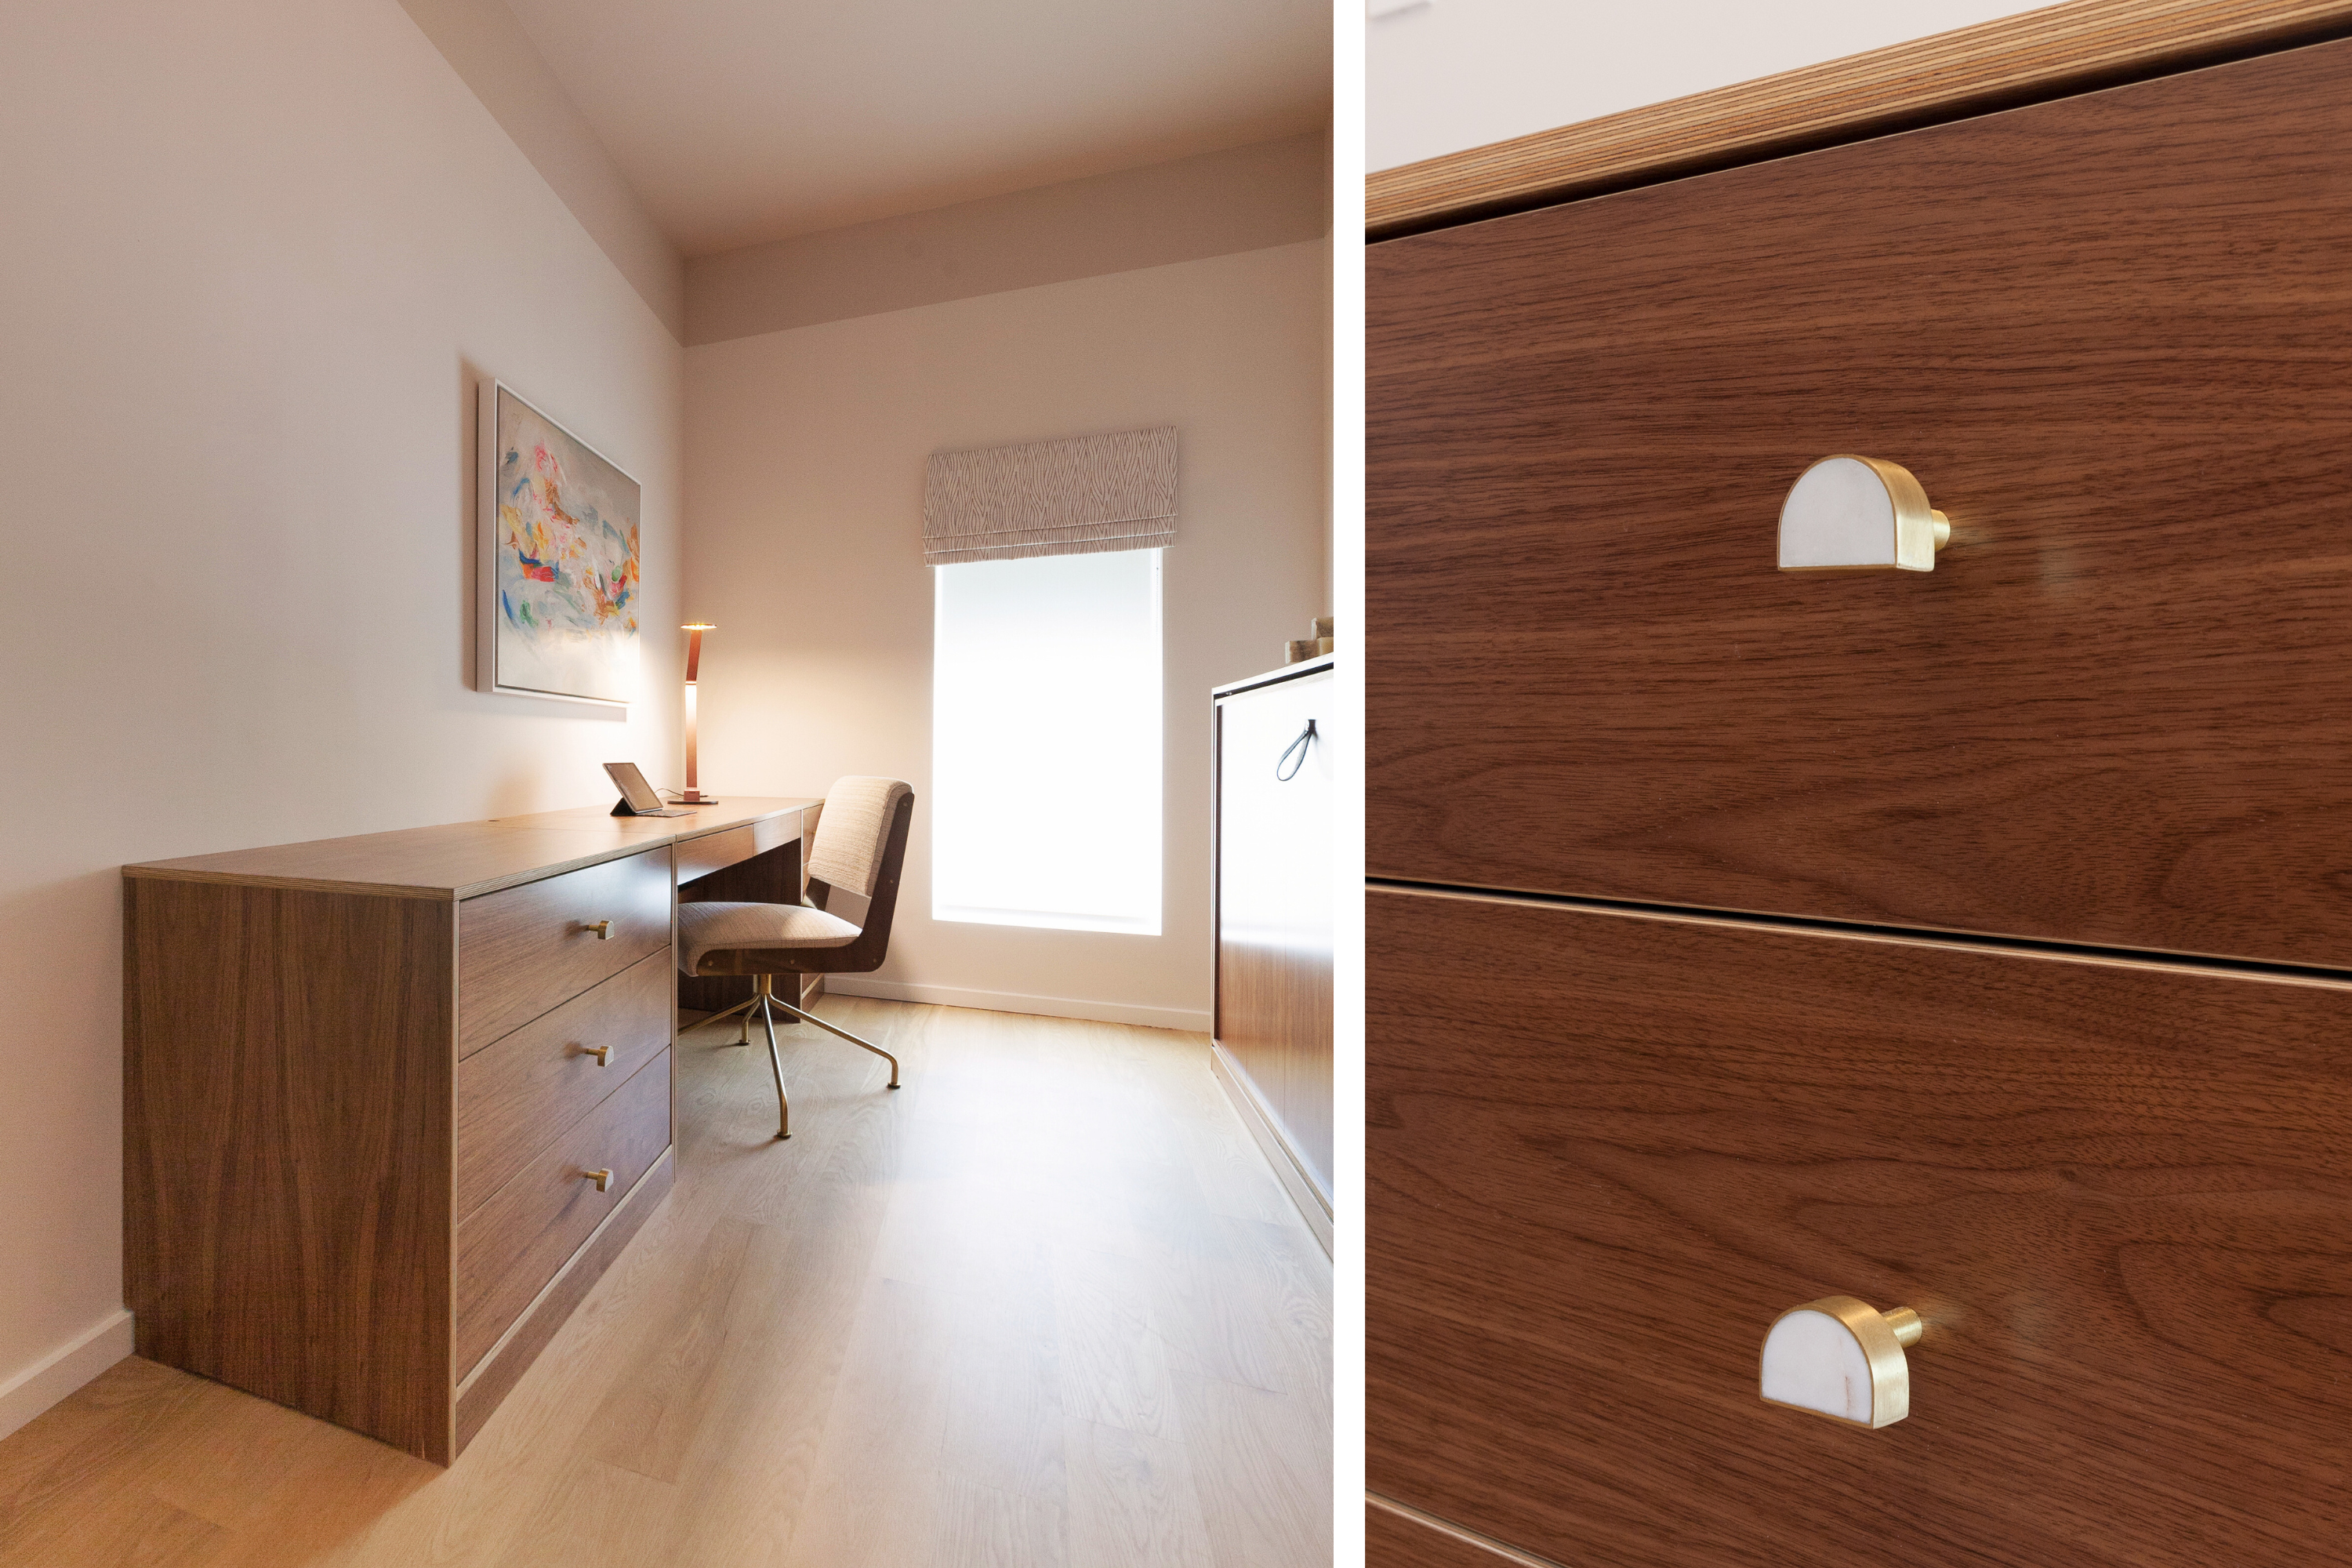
[678,777,913,1138]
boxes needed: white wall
[684,238,1331,1031]
[687,131,1330,345]
[0,0,684,1435]
[1369,0,2045,172]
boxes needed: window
[932,549,1163,934]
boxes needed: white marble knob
[1778,456,1951,572]
[1759,1296,1923,1428]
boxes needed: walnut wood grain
[1369,34,2352,972]
[123,877,454,1463]
[456,950,673,1221]
[453,1149,673,1457]
[1368,0,2352,237]
[456,848,671,1057]
[1367,886,2352,1567]
[453,1051,672,1379]
[1368,1497,1559,1568]
[671,811,800,885]
[1217,938,1333,1198]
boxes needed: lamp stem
[680,624,714,804]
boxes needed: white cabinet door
[1217,667,1334,1201]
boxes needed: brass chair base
[699,975,902,1141]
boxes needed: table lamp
[681,622,717,804]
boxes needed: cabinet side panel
[1216,674,1335,1198]
[125,878,454,1461]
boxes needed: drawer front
[673,811,799,887]
[456,949,671,1221]
[453,1050,670,1378]
[457,848,670,1057]
[1368,36,2352,971]
[1369,887,2352,1567]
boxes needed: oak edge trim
[452,1144,673,1398]
[120,866,456,902]
[122,801,815,902]
[1367,1493,1567,1568]
[1209,1040,1334,1258]
[1367,0,2352,238]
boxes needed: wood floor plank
[1064,1416,1219,1568]
[586,1212,758,1483]
[1054,1243,1189,1442]
[1173,1370,1334,1568]
[768,1274,961,1566]
[938,1281,1069,1508]
[934,1472,1072,1568]
[0,1487,223,1568]
[0,1000,1329,1567]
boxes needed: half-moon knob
[1760,1296,1924,1428]
[1779,456,1951,572]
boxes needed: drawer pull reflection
[583,1167,613,1192]
[1761,1296,1924,1428]
[1779,456,1952,572]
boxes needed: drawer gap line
[1368,877,2352,990]
[1367,1491,1567,1568]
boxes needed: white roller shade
[923,426,1178,565]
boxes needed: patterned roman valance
[922,426,1178,565]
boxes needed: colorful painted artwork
[485,385,640,704]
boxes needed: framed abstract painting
[476,380,641,706]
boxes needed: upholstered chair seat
[677,902,858,974]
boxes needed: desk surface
[123,797,821,902]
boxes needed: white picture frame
[475,378,642,707]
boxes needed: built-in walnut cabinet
[1214,655,1334,1253]
[124,799,811,1463]
[1370,30,2352,1566]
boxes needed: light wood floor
[0,1000,1332,1567]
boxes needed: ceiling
[503,0,1332,258]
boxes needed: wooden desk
[122,797,818,1464]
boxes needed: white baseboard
[1210,1042,1334,1258]
[821,977,1210,1033]
[0,1308,134,1443]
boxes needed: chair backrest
[808,780,914,974]
[807,777,913,899]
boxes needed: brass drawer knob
[1779,456,1951,572]
[584,1167,613,1192]
[583,920,614,940]
[583,1044,612,1066]
[1761,1296,1925,1428]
